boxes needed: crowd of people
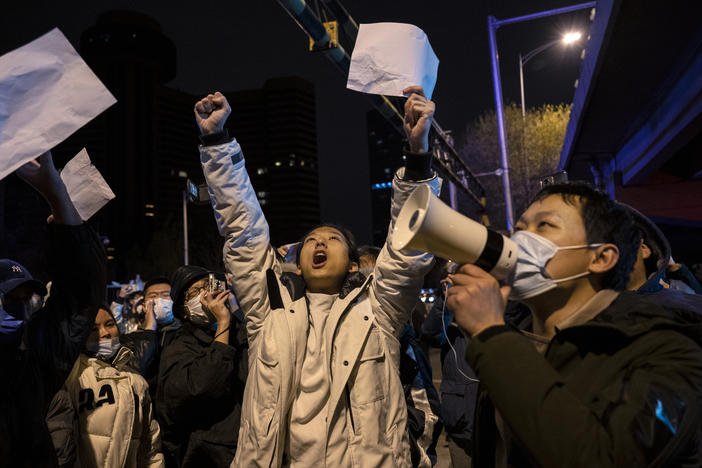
[2,85,702,468]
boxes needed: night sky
[2,0,591,243]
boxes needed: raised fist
[402,86,435,153]
[194,92,231,136]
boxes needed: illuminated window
[274,161,282,167]
[257,167,267,175]
[178,170,188,178]
[257,191,267,198]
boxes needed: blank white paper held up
[0,28,116,180]
[60,148,116,221]
[347,23,439,99]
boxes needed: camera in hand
[208,273,226,293]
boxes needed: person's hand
[445,264,510,337]
[16,151,64,199]
[201,290,231,325]
[402,86,435,153]
[668,257,682,273]
[194,92,231,135]
[15,151,81,225]
[142,300,157,331]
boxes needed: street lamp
[183,179,210,265]
[487,2,594,232]
[519,31,583,118]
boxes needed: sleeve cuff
[402,145,434,181]
[199,129,233,146]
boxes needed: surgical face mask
[85,337,121,360]
[152,298,174,326]
[0,311,25,340]
[0,298,29,344]
[1,298,31,321]
[185,293,214,327]
[509,230,603,301]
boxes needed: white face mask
[86,337,121,360]
[185,293,214,327]
[152,298,174,326]
[509,230,603,301]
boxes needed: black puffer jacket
[469,291,702,467]
[156,312,247,467]
[0,224,106,467]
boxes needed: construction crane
[275,0,487,212]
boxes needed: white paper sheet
[347,23,439,99]
[60,148,115,220]
[0,28,117,180]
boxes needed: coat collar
[278,271,368,302]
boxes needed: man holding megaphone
[396,181,702,465]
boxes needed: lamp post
[487,2,595,232]
[183,180,211,266]
[519,32,582,118]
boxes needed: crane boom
[276,0,487,207]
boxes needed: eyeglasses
[184,287,207,302]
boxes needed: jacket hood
[618,203,671,293]
[511,291,702,348]
[566,291,702,348]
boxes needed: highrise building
[0,12,320,280]
[366,109,404,246]
[224,77,320,246]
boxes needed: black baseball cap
[0,260,47,299]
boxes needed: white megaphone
[392,185,518,280]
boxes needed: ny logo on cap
[11,265,22,274]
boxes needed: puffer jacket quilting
[64,347,164,468]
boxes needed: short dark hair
[358,245,381,259]
[99,303,114,320]
[144,277,170,295]
[295,223,360,266]
[531,182,639,291]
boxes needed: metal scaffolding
[275,0,487,210]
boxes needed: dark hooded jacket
[155,266,248,467]
[469,291,702,467]
[0,224,106,467]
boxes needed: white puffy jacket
[65,347,165,468]
[200,139,440,467]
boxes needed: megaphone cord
[441,292,480,383]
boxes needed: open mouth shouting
[312,250,328,268]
